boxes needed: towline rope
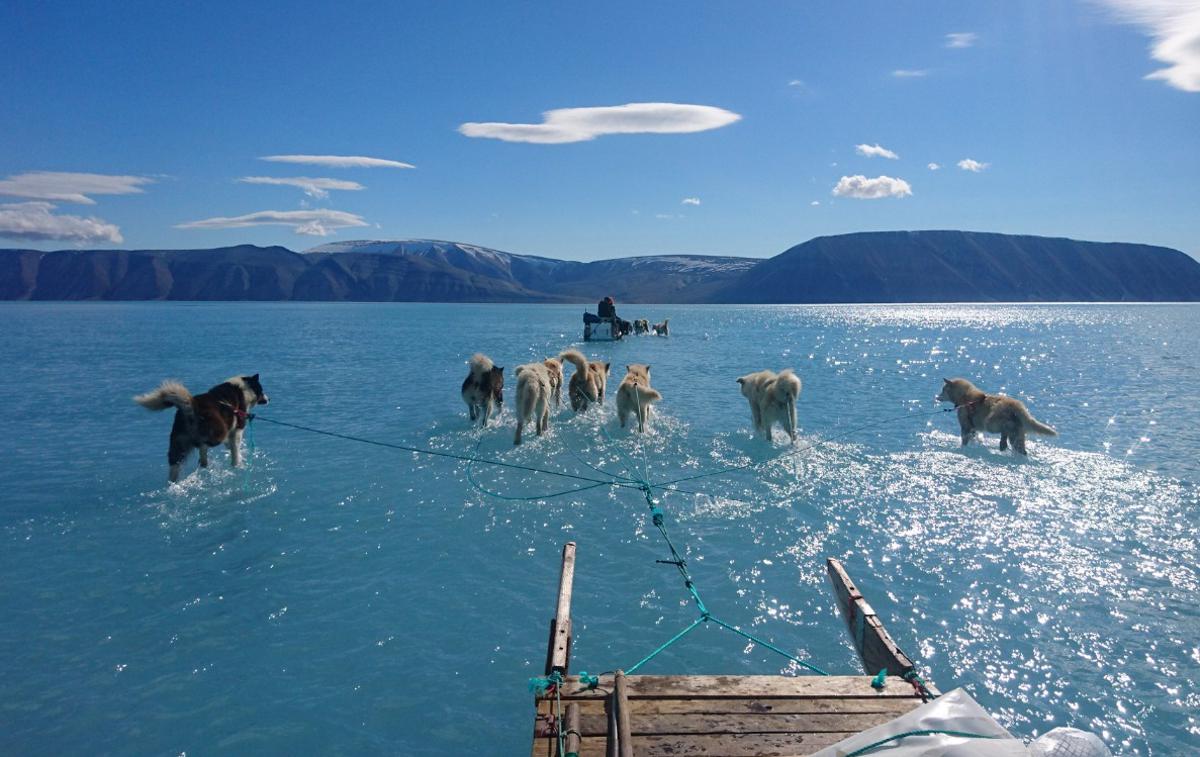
[253,404,943,683]
[252,415,645,494]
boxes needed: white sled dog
[616,364,662,433]
[560,349,610,412]
[737,369,801,442]
[461,353,504,427]
[513,362,555,445]
[937,377,1057,455]
[134,374,270,482]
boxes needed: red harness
[219,400,251,429]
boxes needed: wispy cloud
[177,209,369,237]
[681,197,701,206]
[810,200,821,206]
[928,162,941,170]
[832,175,913,199]
[945,32,978,48]
[856,143,900,159]
[259,155,415,169]
[0,201,123,243]
[458,102,742,144]
[238,176,365,199]
[1096,1,1200,92]
[957,158,990,172]
[892,69,929,78]
[0,171,153,205]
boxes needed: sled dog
[937,377,1057,455]
[134,374,269,482]
[616,364,662,433]
[462,353,504,426]
[737,369,801,442]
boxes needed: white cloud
[856,143,900,159]
[0,201,123,243]
[238,176,365,199]
[0,171,153,205]
[681,197,701,206]
[957,158,990,172]
[1096,1,1200,92]
[260,155,415,169]
[458,102,742,144]
[928,162,941,170]
[945,32,978,48]
[892,69,929,78]
[177,209,369,237]
[832,175,913,199]
[810,200,820,206]
[787,79,806,87]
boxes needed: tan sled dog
[134,374,269,482]
[616,364,662,432]
[560,349,610,412]
[543,357,564,408]
[937,378,1057,455]
[737,369,801,442]
[513,362,554,445]
[462,353,504,427]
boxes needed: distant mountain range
[3,231,1198,303]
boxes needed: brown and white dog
[560,349,610,412]
[616,364,662,432]
[937,377,1057,455]
[633,319,650,335]
[134,374,269,482]
[513,362,555,445]
[651,318,670,336]
[462,353,504,427]
[737,369,801,442]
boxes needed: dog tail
[468,353,494,375]
[1019,407,1058,436]
[134,380,193,414]
[774,369,802,402]
[558,349,588,375]
[633,383,662,404]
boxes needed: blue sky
[1,1,1197,260]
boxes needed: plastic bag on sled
[809,688,1106,756]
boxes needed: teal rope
[842,729,1000,756]
[254,415,641,490]
[625,616,706,675]
[465,437,624,501]
[706,615,829,676]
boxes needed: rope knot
[577,671,600,690]
[650,506,664,527]
[870,669,887,690]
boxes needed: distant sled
[582,312,623,341]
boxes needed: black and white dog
[135,374,269,482]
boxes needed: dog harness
[219,400,251,429]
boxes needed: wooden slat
[578,710,902,737]
[565,703,581,757]
[825,558,915,678]
[551,675,927,700]
[546,542,577,675]
[570,732,860,757]
[539,696,918,718]
[614,671,633,757]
